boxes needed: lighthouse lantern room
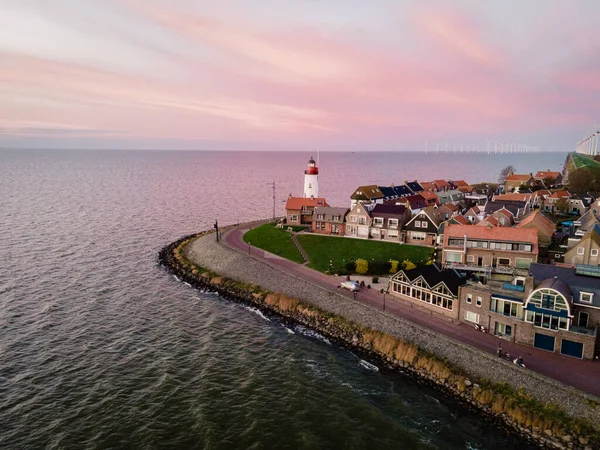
[303,156,319,198]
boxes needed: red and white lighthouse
[303,156,319,198]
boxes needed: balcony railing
[445,262,514,274]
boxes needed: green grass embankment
[243,223,304,263]
[571,152,600,170]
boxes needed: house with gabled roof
[532,190,551,207]
[398,194,427,214]
[464,206,483,223]
[568,209,600,248]
[566,197,589,216]
[312,206,349,236]
[564,225,600,266]
[542,191,571,213]
[458,185,476,194]
[435,189,465,205]
[442,224,538,275]
[484,200,529,219]
[390,264,468,319]
[504,173,536,192]
[404,205,448,246]
[449,180,469,189]
[286,196,329,226]
[420,181,438,192]
[391,184,412,197]
[476,216,501,227]
[434,180,451,192]
[516,210,556,249]
[405,181,424,193]
[350,185,383,208]
[419,190,439,206]
[344,202,372,239]
[534,170,563,186]
[493,193,533,204]
[369,204,411,242]
[491,208,515,227]
[378,186,397,201]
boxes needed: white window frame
[476,296,482,307]
[467,255,475,263]
[374,217,384,227]
[466,293,472,304]
[577,247,585,255]
[289,215,299,222]
[580,292,593,304]
[388,219,399,229]
[464,311,480,324]
[592,249,599,257]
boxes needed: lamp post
[248,241,251,255]
[383,292,386,311]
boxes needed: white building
[303,156,319,198]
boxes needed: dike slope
[159,228,600,450]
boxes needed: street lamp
[383,292,386,311]
[248,241,251,255]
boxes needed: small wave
[465,442,482,450]
[296,326,331,345]
[184,282,192,288]
[243,306,270,322]
[359,359,379,372]
[284,326,295,334]
[173,275,180,282]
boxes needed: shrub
[345,261,356,272]
[355,258,369,274]
[402,260,417,270]
[389,260,399,273]
[372,276,379,284]
[368,260,392,274]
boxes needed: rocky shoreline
[158,228,599,450]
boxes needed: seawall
[159,226,600,450]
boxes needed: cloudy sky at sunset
[1,0,599,151]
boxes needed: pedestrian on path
[353,291,357,300]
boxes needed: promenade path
[222,223,600,398]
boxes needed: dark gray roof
[313,206,349,222]
[371,204,407,216]
[392,185,412,197]
[406,181,423,193]
[529,263,600,308]
[484,200,525,217]
[535,278,573,303]
[378,186,396,198]
[400,264,467,296]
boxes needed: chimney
[310,195,314,200]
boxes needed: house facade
[505,174,536,192]
[389,265,466,319]
[350,185,383,208]
[369,204,411,242]
[435,189,465,205]
[442,224,538,275]
[564,225,600,266]
[534,171,563,186]
[542,191,571,213]
[457,264,600,359]
[404,206,448,246]
[285,196,329,226]
[311,206,349,235]
[345,202,372,238]
[516,210,556,249]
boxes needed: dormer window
[580,292,593,303]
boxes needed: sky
[1,0,599,151]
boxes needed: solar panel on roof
[575,265,600,278]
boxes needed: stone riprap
[185,231,600,428]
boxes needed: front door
[477,257,483,266]
[578,312,589,328]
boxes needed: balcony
[445,262,514,274]
[569,325,597,337]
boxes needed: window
[578,311,589,328]
[332,215,341,222]
[316,214,325,220]
[580,292,593,304]
[491,298,524,318]
[448,238,464,247]
[374,217,384,227]
[350,215,357,223]
[515,258,532,269]
[592,249,599,257]
[467,255,475,263]
[555,254,561,258]
[445,252,462,263]
[464,311,480,323]
[411,231,426,241]
[414,221,421,228]
[358,217,366,225]
[494,322,512,337]
[497,258,510,265]
[289,215,299,222]
[389,219,398,228]
[476,296,482,307]
[577,247,585,255]
[466,293,472,304]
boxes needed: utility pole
[214,219,219,242]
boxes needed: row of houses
[388,262,600,359]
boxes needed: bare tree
[498,165,516,184]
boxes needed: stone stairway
[291,233,308,264]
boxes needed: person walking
[353,291,357,300]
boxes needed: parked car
[340,281,360,291]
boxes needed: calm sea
[0,150,564,449]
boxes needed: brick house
[516,210,556,250]
[350,185,383,208]
[504,173,536,192]
[542,191,571,213]
[534,171,563,187]
[369,204,411,242]
[286,196,328,226]
[311,206,349,235]
[442,224,538,275]
[457,263,600,359]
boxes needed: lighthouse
[303,156,319,198]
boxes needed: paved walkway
[223,223,600,398]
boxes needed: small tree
[543,176,557,187]
[555,197,569,214]
[355,258,369,274]
[498,165,516,184]
[568,168,593,194]
[389,260,399,274]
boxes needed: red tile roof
[534,171,561,180]
[505,174,533,182]
[453,215,471,225]
[476,216,500,227]
[420,181,438,192]
[285,197,329,210]
[493,193,532,203]
[548,190,570,199]
[444,203,459,212]
[444,224,538,252]
[419,190,438,202]
[516,210,556,237]
[434,180,450,189]
[458,185,474,193]
[450,180,469,187]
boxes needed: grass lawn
[297,234,433,273]
[243,223,304,263]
